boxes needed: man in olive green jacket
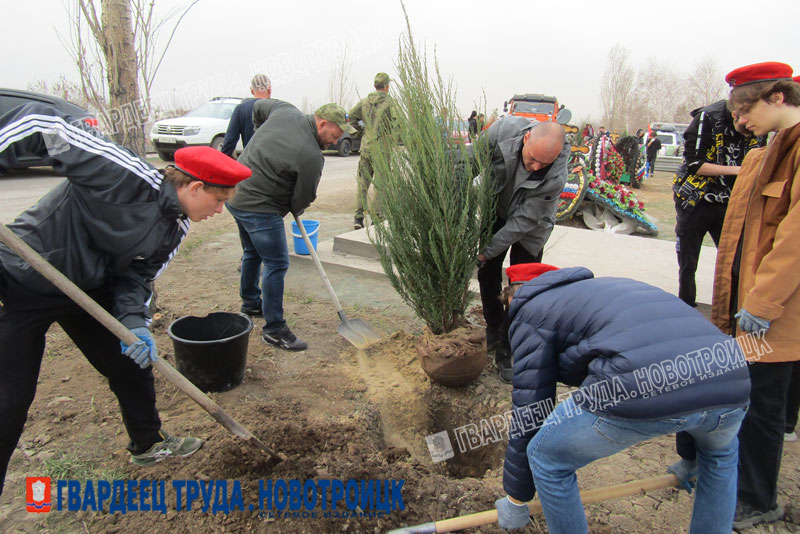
[349,72,398,229]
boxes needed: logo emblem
[425,431,454,462]
[26,477,51,513]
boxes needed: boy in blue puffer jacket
[494,263,750,534]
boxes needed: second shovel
[293,214,382,349]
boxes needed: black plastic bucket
[167,312,253,393]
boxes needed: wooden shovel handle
[0,224,282,461]
[433,474,679,532]
[293,214,345,316]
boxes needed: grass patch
[43,450,128,481]
[636,171,715,246]
[178,225,234,257]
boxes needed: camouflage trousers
[354,152,381,220]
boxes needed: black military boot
[485,326,501,353]
[495,347,513,384]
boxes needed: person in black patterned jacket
[672,100,765,307]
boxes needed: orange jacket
[711,122,800,362]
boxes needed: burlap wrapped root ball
[417,326,487,387]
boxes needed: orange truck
[503,93,571,124]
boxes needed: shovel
[387,474,679,533]
[0,224,284,462]
[292,214,382,349]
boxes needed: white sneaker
[785,432,798,442]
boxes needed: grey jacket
[229,99,324,216]
[0,102,187,329]
[477,117,569,260]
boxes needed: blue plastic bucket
[290,219,320,255]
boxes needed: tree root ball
[417,325,487,387]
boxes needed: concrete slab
[541,226,717,304]
[333,227,382,260]
[292,223,719,305]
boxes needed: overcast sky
[2,0,799,123]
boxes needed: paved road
[0,168,64,221]
[0,154,360,223]
[317,153,359,199]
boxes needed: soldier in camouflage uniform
[349,72,398,229]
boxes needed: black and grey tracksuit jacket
[0,102,188,329]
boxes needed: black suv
[0,88,98,169]
[329,130,362,157]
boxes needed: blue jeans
[227,205,289,332]
[526,398,746,534]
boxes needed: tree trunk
[101,0,145,156]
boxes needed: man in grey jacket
[227,100,355,351]
[474,118,568,382]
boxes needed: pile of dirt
[84,398,506,534]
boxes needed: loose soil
[1,166,798,533]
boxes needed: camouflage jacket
[348,91,398,154]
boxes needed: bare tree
[299,96,322,115]
[84,0,145,154]
[60,0,108,117]
[600,44,635,134]
[27,75,91,109]
[686,56,727,109]
[629,58,689,131]
[58,0,198,155]
[327,43,355,108]
[131,0,200,114]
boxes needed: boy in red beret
[0,103,251,496]
[494,263,750,533]
[710,61,800,529]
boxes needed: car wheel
[210,135,224,151]
[157,150,175,161]
[337,139,352,157]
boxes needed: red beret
[506,263,559,284]
[725,62,793,88]
[794,76,800,84]
[174,146,251,188]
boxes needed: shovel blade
[338,318,382,349]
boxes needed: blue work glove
[735,308,770,334]
[120,327,158,369]
[495,496,530,530]
[667,459,698,493]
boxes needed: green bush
[368,6,495,335]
